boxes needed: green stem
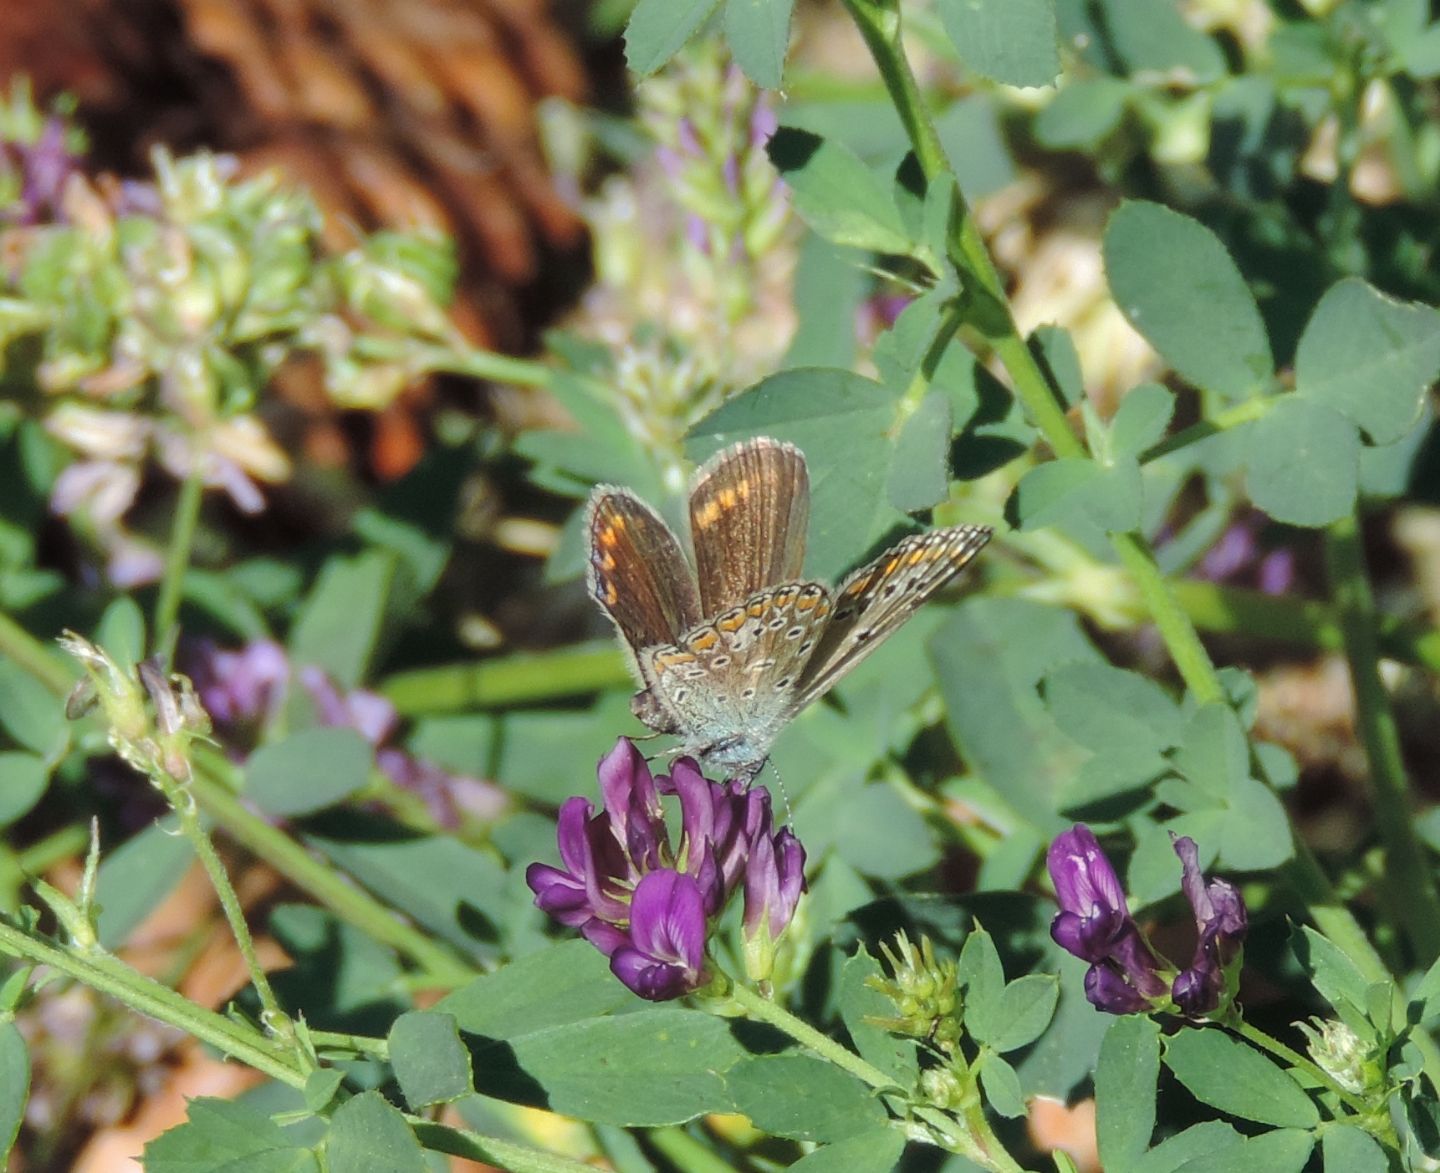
[309,1029,388,1058]
[187,753,477,987]
[0,608,73,695]
[647,1126,744,1173]
[380,641,631,715]
[1230,1019,1371,1115]
[727,980,898,1093]
[725,982,1020,1170]
[157,772,293,1046]
[354,338,554,388]
[0,918,306,1088]
[1141,397,1275,465]
[408,1118,608,1173]
[838,0,1225,706]
[153,463,206,667]
[1323,514,1440,962]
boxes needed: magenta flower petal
[610,870,707,1001]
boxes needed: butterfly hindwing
[793,525,992,706]
[643,580,832,766]
[689,437,810,616]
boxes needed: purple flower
[187,639,290,727]
[527,738,807,1000]
[1171,836,1247,1016]
[610,870,708,1001]
[1048,826,1167,1014]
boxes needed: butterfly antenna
[763,757,794,826]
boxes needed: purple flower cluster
[1048,825,1246,1017]
[185,639,507,826]
[527,738,805,1001]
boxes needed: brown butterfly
[586,437,991,779]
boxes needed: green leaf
[837,952,920,1086]
[324,1091,427,1172]
[887,391,953,512]
[959,925,1006,1044]
[488,1008,747,1125]
[787,1130,908,1172]
[389,1011,473,1108]
[935,95,1016,199]
[1013,456,1142,533]
[1294,277,1440,444]
[686,368,909,579]
[0,659,66,760]
[989,974,1059,1052]
[0,1021,28,1159]
[96,819,193,948]
[1100,0,1226,81]
[1104,202,1271,400]
[803,780,940,879]
[767,129,912,255]
[1219,777,1293,870]
[1109,383,1176,457]
[1045,663,1183,756]
[727,1054,886,1141]
[1096,1015,1159,1170]
[1132,1122,1242,1173]
[1292,927,1371,1023]
[1163,1031,1319,1128]
[438,941,640,1038]
[1169,1129,1313,1173]
[978,1052,1027,1117]
[624,0,722,75]
[94,596,147,668]
[1322,1124,1388,1173]
[1035,78,1131,149]
[244,727,373,817]
[143,1098,318,1173]
[0,751,47,828]
[1172,704,1248,801]
[937,0,1060,88]
[288,550,394,688]
[303,1069,344,1114]
[306,821,508,958]
[724,0,795,89]
[930,598,1096,829]
[1245,398,1360,527]
[1031,325,1084,407]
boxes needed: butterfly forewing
[689,438,810,616]
[586,490,703,662]
[793,525,992,705]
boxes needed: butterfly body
[586,437,991,779]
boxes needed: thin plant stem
[309,1029,389,1058]
[380,641,631,715]
[725,981,1021,1171]
[408,1118,603,1173]
[153,462,206,667]
[0,608,73,695]
[187,751,478,987]
[0,918,307,1087]
[1230,1019,1372,1116]
[647,1126,747,1173]
[1323,514,1440,962]
[833,0,1440,1088]
[837,0,1225,706]
[152,770,294,1047]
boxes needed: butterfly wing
[689,437,810,616]
[642,580,834,774]
[792,524,992,705]
[586,489,703,674]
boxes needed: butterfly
[585,436,991,780]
